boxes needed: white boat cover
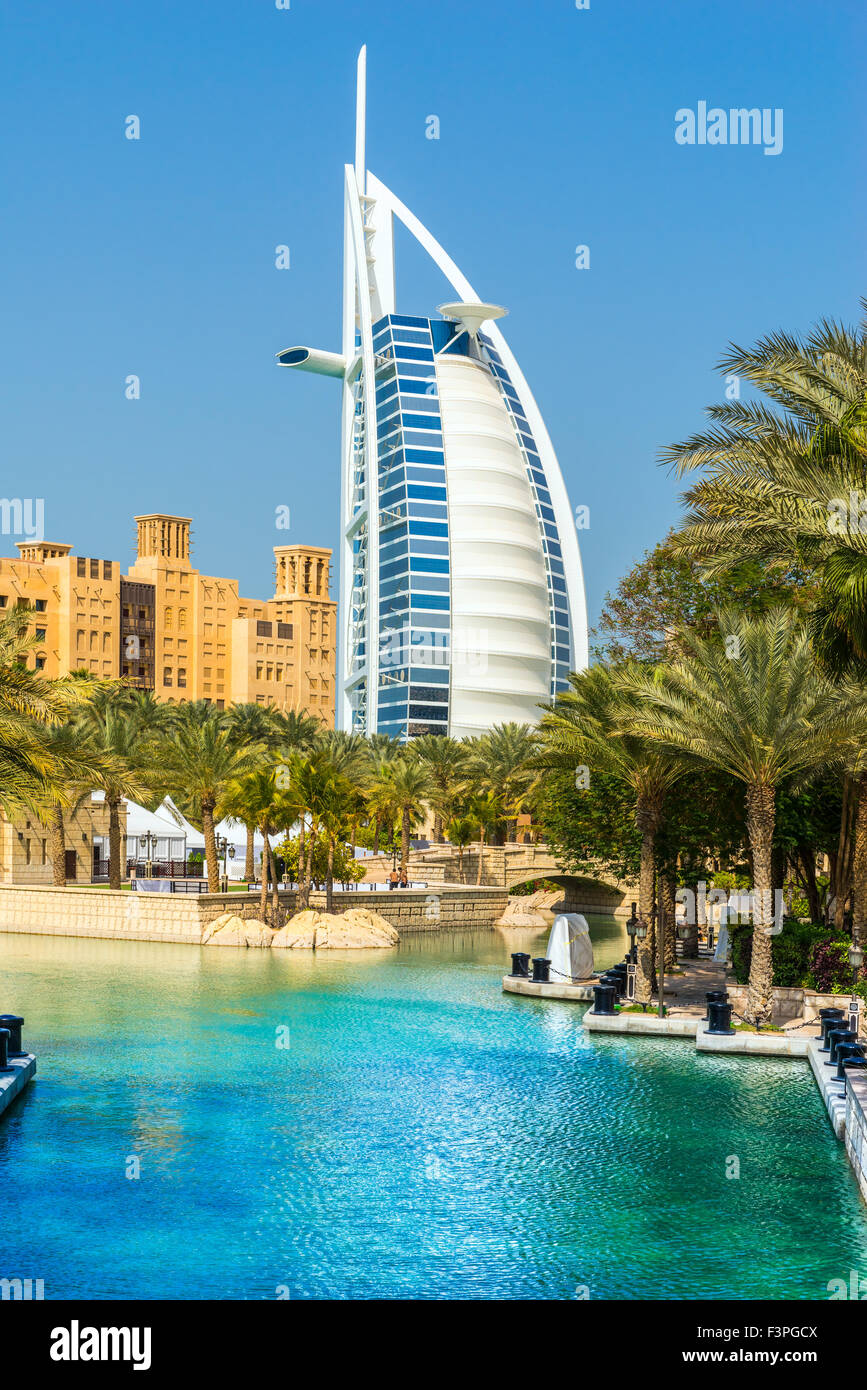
[546,913,594,982]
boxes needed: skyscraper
[278,47,587,739]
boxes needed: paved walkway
[660,952,728,1014]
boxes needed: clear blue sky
[1,0,864,636]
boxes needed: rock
[316,908,398,949]
[270,909,322,949]
[270,907,399,950]
[202,912,272,947]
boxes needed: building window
[177,668,186,688]
[163,668,173,686]
[35,627,46,640]
[164,607,173,629]
[178,610,187,630]
[103,561,112,579]
[90,559,99,579]
[256,662,263,679]
[77,557,86,577]
[0,596,6,608]
[35,598,47,612]
[277,622,292,640]
[257,621,273,637]
[35,656,46,670]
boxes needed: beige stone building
[0,514,336,722]
[0,796,114,885]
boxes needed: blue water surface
[1,921,865,1300]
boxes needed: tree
[0,607,96,817]
[386,758,434,872]
[78,687,159,888]
[445,816,475,883]
[464,724,538,840]
[156,706,262,892]
[410,735,469,841]
[662,303,867,676]
[592,530,814,665]
[538,664,685,1003]
[468,791,501,884]
[621,608,862,1024]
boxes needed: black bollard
[510,952,530,979]
[0,1029,10,1071]
[834,1042,865,1082]
[819,1010,846,1051]
[0,1015,24,1055]
[703,989,727,1021]
[826,1028,856,1067]
[837,1054,867,1095]
[600,972,621,1000]
[531,957,551,984]
[706,1000,735,1035]
[592,983,616,1016]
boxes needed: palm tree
[538,664,685,1004]
[224,703,281,878]
[662,304,867,675]
[365,764,399,859]
[386,758,434,873]
[446,815,475,883]
[156,706,262,891]
[621,608,862,1024]
[469,790,501,885]
[35,720,108,887]
[410,735,469,842]
[76,687,160,888]
[0,607,95,816]
[465,724,538,840]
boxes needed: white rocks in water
[270,909,320,949]
[202,912,272,948]
[270,907,398,950]
[316,908,398,949]
[202,907,399,950]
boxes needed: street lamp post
[849,943,864,1039]
[632,915,649,1011]
[142,831,157,880]
[654,899,665,1019]
[216,835,229,894]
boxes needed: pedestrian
[399,868,408,889]
[388,869,399,891]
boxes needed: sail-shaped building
[278,47,587,739]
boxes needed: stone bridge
[406,842,638,918]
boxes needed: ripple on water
[0,923,864,1300]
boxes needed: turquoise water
[1,920,866,1300]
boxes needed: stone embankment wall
[0,883,510,944]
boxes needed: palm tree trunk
[50,806,67,887]
[745,781,776,1026]
[326,835,335,913]
[267,835,279,923]
[245,822,255,881]
[433,812,443,844]
[476,829,486,886]
[458,845,464,884]
[297,828,310,911]
[260,818,270,918]
[373,816,380,856]
[852,773,867,972]
[202,800,220,893]
[108,793,123,890]
[401,809,410,873]
[681,876,700,959]
[634,795,659,1005]
[662,868,677,970]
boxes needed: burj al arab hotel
[278,47,588,740]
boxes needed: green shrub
[729,920,850,989]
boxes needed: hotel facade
[0,514,336,722]
[278,47,587,740]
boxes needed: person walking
[388,869,399,891]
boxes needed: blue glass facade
[370,315,469,739]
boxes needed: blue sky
[1,0,864,638]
